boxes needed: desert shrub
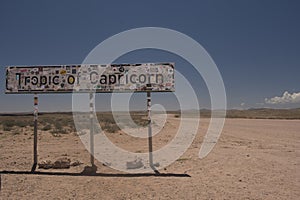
[3,125,12,131]
[60,128,68,134]
[102,123,120,133]
[17,120,30,127]
[97,113,115,124]
[54,121,63,130]
[2,120,16,131]
[42,124,52,131]
[50,128,67,135]
[2,120,16,127]
[1,117,32,128]
[12,131,20,135]
[130,112,148,127]
[50,129,59,134]
[133,119,148,126]
[49,119,68,134]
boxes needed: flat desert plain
[0,115,299,199]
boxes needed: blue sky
[0,0,299,112]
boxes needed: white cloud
[240,102,245,106]
[265,91,300,104]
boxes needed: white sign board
[6,63,175,93]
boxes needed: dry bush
[42,124,52,131]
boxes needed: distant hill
[168,108,300,119]
[225,108,300,119]
[0,108,300,119]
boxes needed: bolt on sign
[5,63,175,93]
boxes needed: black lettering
[53,76,59,85]
[118,74,124,85]
[125,74,129,84]
[100,75,107,84]
[90,71,98,84]
[16,73,21,86]
[148,74,154,84]
[156,74,163,84]
[130,74,137,83]
[139,74,146,83]
[67,75,75,85]
[40,76,47,85]
[24,76,30,86]
[109,74,117,84]
[31,76,38,85]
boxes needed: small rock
[153,162,160,167]
[38,160,53,169]
[78,130,88,136]
[53,158,71,169]
[71,160,83,167]
[126,158,144,169]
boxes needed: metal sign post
[147,92,159,173]
[31,94,38,172]
[89,93,95,167]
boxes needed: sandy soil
[0,117,299,199]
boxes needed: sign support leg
[89,93,95,167]
[31,94,38,172]
[147,92,159,174]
